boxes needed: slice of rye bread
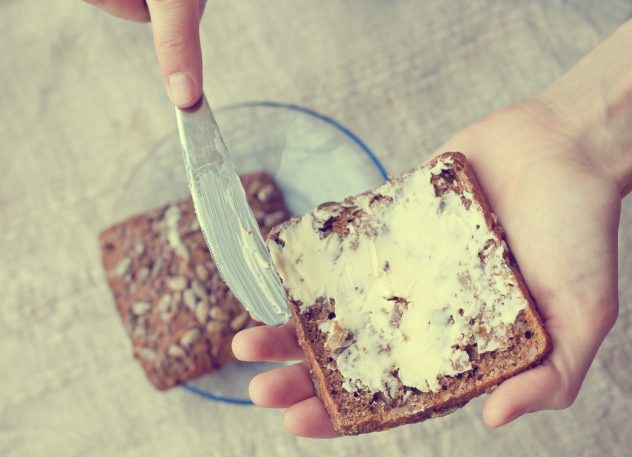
[100,171,290,390]
[267,152,551,435]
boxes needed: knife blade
[175,94,290,326]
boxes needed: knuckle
[554,389,578,410]
[595,303,619,334]
[550,367,579,410]
[581,297,619,337]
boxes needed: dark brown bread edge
[271,152,552,434]
[448,150,552,363]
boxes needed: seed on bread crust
[256,183,275,202]
[209,307,229,322]
[230,312,250,331]
[132,301,151,315]
[264,211,286,228]
[183,289,197,310]
[166,276,188,291]
[180,328,201,347]
[206,321,225,334]
[195,264,209,281]
[136,347,159,363]
[195,302,209,324]
[168,344,186,358]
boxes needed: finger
[283,397,340,438]
[145,0,203,107]
[482,361,564,427]
[232,324,305,362]
[249,362,315,408]
[82,0,150,22]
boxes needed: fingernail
[168,73,196,107]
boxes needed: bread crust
[270,152,551,435]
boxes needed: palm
[232,104,621,436]
[452,106,620,424]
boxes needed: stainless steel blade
[175,95,290,326]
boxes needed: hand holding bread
[233,19,632,436]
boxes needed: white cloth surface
[1,1,632,456]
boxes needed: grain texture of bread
[268,152,551,435]
[100,171,289,390]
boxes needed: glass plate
[114,101,388,404]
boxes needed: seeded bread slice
[100,171,289,390]
[267,152,551,435]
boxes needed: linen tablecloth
[2,1,631,456]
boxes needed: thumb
[146,0,203,108]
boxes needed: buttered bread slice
[267,152,550,435]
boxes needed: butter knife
[175,94,290,326]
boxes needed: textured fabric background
[1,1,631,456]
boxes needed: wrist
[535,20,632,197]
[536,88,632,198]
[534,92,632,197]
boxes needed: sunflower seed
[191,280,208,300]
[206,321,225,334]
[157,294,177,320]
[208,294,218,305]
[133,241,145,256]
[183,289,197,310]
[157,294,172,311]
[256,183,275,202]
[166,276,188,291]
[209,333,224,349]
[168,344,186,358]
[195,302,209,324]
[190,219,200,231]
[132,301,151,315]
[180,328,201,347]
[194,264,209,281]
[246,179,262,195]
[263,211,286,228]
[111,257,131,277]
[136,267,150,283]
[209,307,229,322]
[230,312,250,331]
[137,347,158,363]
